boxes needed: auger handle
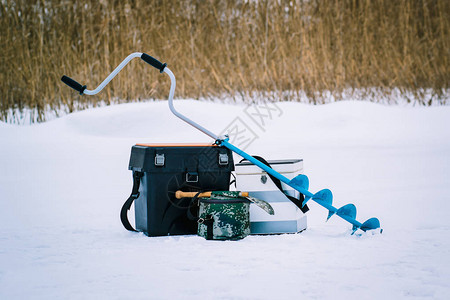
[60,51,218,139]
[61,52,149,96]
[61,75,87,95]
[141,53,167,73]
[175,191,249,199]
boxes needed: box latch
[154,154,165,166]
[219,153,229,165]
[186,172,199,183]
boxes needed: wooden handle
[175,191,212,199]
[175,191,249,199]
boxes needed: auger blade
[336,204,357,219]
[337,204,358,231]
[301,193,312,208]
[312,189,333,207]
[289,174,309,190]
[326,210,336,221]
[360,217,381,232]
[289,174,311,207]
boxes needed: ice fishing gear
[121,143,234,236]
[61,52,382,235]
[178,190,273,240]
[198,195,250,240]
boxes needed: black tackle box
[128,143,234,236]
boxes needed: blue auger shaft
[219,139,364,230]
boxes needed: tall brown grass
[1,0,449,122]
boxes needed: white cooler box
[235,159,307,234]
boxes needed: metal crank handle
[61,52,218,140]
[61,52,166,95]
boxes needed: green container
[198,195,250,240]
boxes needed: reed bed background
[1,0,449,123]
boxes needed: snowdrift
[1,100,449,299]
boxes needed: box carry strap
[201,215,214,240]
[186,192,214,240]
[120,171,144,232]
[241,156,309,213]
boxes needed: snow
[1,99,449,299]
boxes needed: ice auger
[61,52,382,234]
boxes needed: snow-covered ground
[1,100,449,299]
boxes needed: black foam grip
[141,53,167,73]
[61,75,87,95]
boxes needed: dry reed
[1,0,449,123]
